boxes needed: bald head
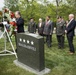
[69,14,74,20]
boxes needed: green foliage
[19,1,44,21]
[67,0,76,7]
[66,0,76,18]
[19,0,57,25]
[3,0,76,23]
[4,0,19,12]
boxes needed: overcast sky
[0,0,4,10]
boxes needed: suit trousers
[57,35,64,49]
[46,35,52,47]
[67,35,75,53]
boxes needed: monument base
[14,60,51,75]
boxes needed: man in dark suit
[56,16,65,49]
[38,18,44,36]
[15,11,24,33]
[15,11,24,52]
[28,18,36,33]
[43,16,54,47]
[65,14,76,54]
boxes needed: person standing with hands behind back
[65,14,76,54]
[28,18,36,33]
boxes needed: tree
[4,0,19,11]
[66,0,76,18]
[19,0,48,23]
[55,0,64,16]
[4,0,75,24]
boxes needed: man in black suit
[43,16,54,47]
[65,14,76,54]
[15,11,24,33]
[28,18,36,33]
[15,11,24,52]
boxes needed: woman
[38,18,44,36]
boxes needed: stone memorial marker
[14,33,50,75]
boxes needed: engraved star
[23,39,26,43]
[27,40,30,44]
[31,41,34,45]
[20,38,22,42]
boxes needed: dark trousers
[67,35,75,53]
[57,35,64,49]
[46,35,52,47]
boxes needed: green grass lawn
[0,34,76,75]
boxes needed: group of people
[28,14,76,55]
[0,9,76,55]
[28,16,53,48]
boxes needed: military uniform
[28,22,36,33]
[56,20,65,49]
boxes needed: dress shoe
[69,52,74,55]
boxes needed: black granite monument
[16,33,45,71]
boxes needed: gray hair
[15,11,21,16]
[39,18,42,21]
[69,14,74,18]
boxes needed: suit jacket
[28,21,36,33]
[38,22,44,35]
[66,19,76,36]
[43,21,54,35]
[56,20,65,35]
[16,17,24,33]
